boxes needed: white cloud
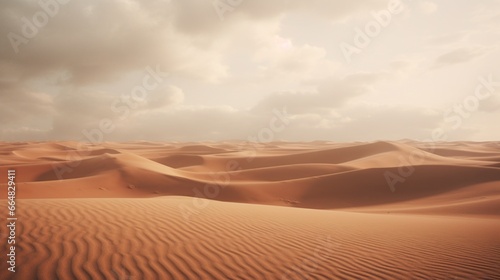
[0,0,499,142]
[254,36,335,79]
[251,72,386,114]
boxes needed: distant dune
[0,141,499,279]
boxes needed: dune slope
[0,141,499,279]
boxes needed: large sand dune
[0,141,499,279]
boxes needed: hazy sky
[1,0,500,142]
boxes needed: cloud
[143,86,185,111]
[254,36,335,79]
[112,106,260,141]
[333,106,440,141]
[0,90,491,143]
[0,82,53,124]
[431,47,488,69]
[0,0,229,84]
[47,86,184,140]
[49,90,118,139]
[0,0,389,86]
[0,1,499,142]
[478,94,500,112]
[44,103,440,143]
[276,106,441,142]
[251,72,386,114]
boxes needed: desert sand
[0,141,499,279]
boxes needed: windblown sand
[0,141,499,279]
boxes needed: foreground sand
[1,198,499,279]
[0,141,499,279]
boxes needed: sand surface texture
[0,141,499,279]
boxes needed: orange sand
[0,141,499,279]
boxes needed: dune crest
[1,141,499,215]
[0,141,499,279]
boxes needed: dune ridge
[0,141,499,279]
[1,141,499,215]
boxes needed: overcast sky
[1,0,500,142]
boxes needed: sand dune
[1,141,499,212]
[0,141,499,279]
[0,198,499,280]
